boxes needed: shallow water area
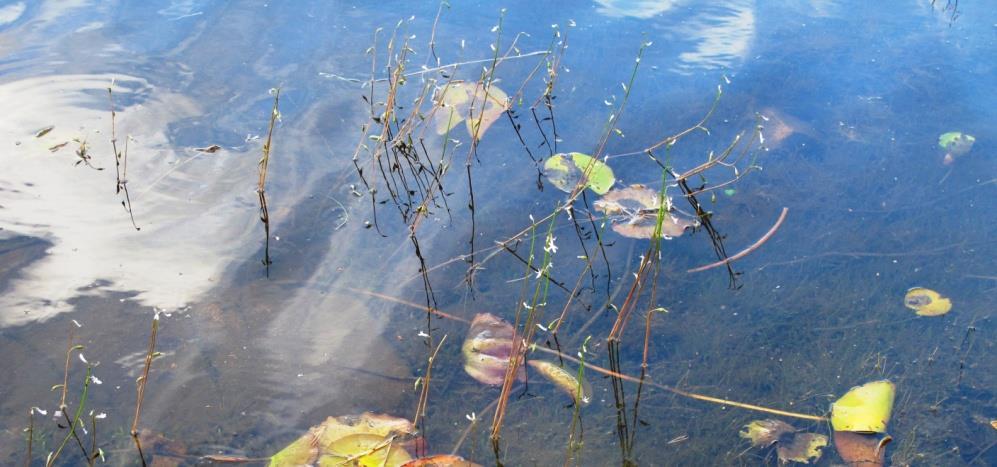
[0,1,995,465]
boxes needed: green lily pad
[544,152,615,195]
[269,413,415,466]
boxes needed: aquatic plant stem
[108,87,140,230]
[258,88,280,277]
[532,346,827,422]
[686,207,788,273]
[47,366,92,467]
[25,409,34,467]
[131,314,160,467]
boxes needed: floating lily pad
[433,81,509,141]
[269,412,415,467]
[938,131,975,153]
[544,152,616,195]
[830,381,895,433]
[739,420,827,464]
[462,313,526,386]
[939,131,976,164]
[402,454,482,466]
[321,433,413,466]
[593,184,698,239]
[527,360,592,405]
[903,287,951,316]
[833,431,891,467]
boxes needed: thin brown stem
[687,207,788,273]
[131,314,159,467]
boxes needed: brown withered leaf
[594,184,699,239]
[833,431,891,467]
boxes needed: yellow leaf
[903,287,952,316]
[831,380,895,433]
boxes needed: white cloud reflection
[0,74,258,327]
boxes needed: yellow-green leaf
[269,413,415,466]
[527,360,592,404]
[830,380,895,433]
[904,287,952,316]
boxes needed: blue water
[0,1,994,465]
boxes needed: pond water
[1,1,994,465]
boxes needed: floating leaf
[544,152,616,195]
[593,184,698,239]
[527,360,592,404]
[903,287,951,316]
[269,412,415,466]
[321,433,413,466]
[462,313,526,385]
[402,454,482,466]
[830,381,895,433]
[833,431,891,467]
[739,420,827,464]
[938,131,975,152]
[739,419,795,447]
[433,81,509,141]
[938,132,975,165]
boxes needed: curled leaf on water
[544,152,616,195]
[739,420,827,464]
[402,454,482,466]
[830,380,895,434]
[433,81,509,141]
[527,359,592,405]
[833,431,891,467]
[462,313,526,385]
[593,184,699,239]
[903,287,951,316]
[268,412,415,467]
